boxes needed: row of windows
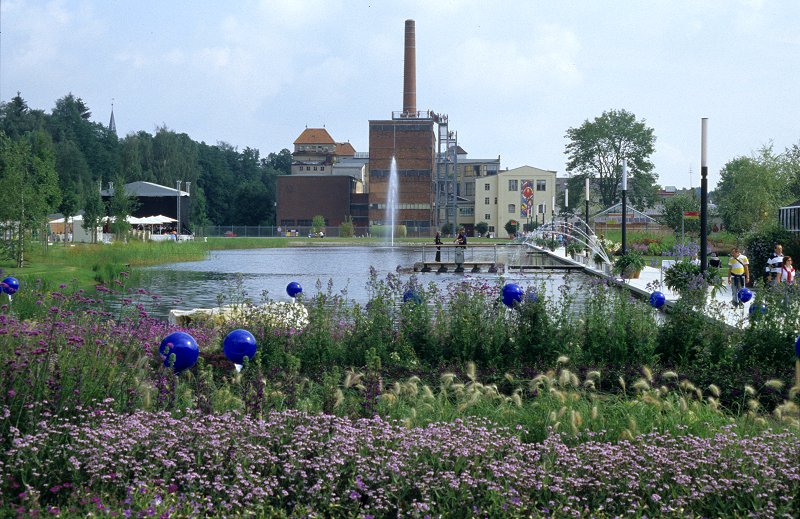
[507,179,547,191]
[370,203,431,210]
[300,166,325,172]
[371,169,431,178]
[484,180,548,192]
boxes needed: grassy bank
[1,240,209,289]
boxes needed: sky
[2,0,798,190]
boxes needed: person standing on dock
[434,232,442,262]
[455,228,467,248]
[728,247,750,307]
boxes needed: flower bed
[3,406,798,517]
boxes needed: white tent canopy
[127,215,177,225]
[50,214,177,225]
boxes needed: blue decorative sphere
[795,336,800,358]
[402,289,422,304]
[649,291,666,309]
[502,283,524,308]
[159,332,199,373]
[525,290,538,303]
[223,329,257,364]
[1,276,19,295]
[286,281,302,298]
[748,303,767,318]
[737,287,753,303]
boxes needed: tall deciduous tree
[0,131,61,266]
[779,142,800,200]
[716,145,790,234]
[564,109,657,209]
[107,178,139,241]
[82,184,105,244]
[661,193,700,234]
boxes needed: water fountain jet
[387,156,399,246]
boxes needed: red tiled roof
[336,142,356,156]
[294,128,335,145]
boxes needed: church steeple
[108,99,117,134]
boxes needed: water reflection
[139,246,591,318]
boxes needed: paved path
[550,246,752,328]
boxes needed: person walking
[728,247,750,307]
[778,256,795,284]
[766,244,783,284]
[434,231,442,262]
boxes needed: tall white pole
[176,180,182,233]
[621,159,628,254]
[700,118,709,273]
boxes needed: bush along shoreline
[0,269,798,516]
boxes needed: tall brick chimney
[403,19,416,116]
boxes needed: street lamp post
[700,118,709,274]
[585,177,590,236]
[621,160,628,255]
[176,181,182,233]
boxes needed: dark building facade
[276,175,360,228]
[101,181,191,232]
[368,117,435,227]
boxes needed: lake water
[139,245,593,318]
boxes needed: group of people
[433,229,467,263]
[727,243,795,307]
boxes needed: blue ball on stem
[223,329,257,364]
[286,281,302,298]
[159,331,199,373]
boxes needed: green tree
[339,216,355,238]
[82,185,104,244]
[311,215,326,235]
[504,219,518,237]
[0,93,46,137]
[564,109,657,209]
[107,178,139,241]
[264,148,292,175]
[59,191,80,246]
[0,131,61,266]
[475,221,489,236]
[779,142,800,200]
[661,193,700,234]
[55,139,92,199]
[716,145,790,234]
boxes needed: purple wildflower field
[3,405,798,517]
[1,278,799,516]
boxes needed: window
[494,197,497,204]
[508,204,516,214]
[320,166,325,171]
[489,226,495,232]
[313,166,318,171]
[465,183,474,196]
[484,197,490,205]
[484,183,491,191]
[484,213,491,220]
[508,180,518,191]
[306,166,311,171]
[537,180,546,191]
